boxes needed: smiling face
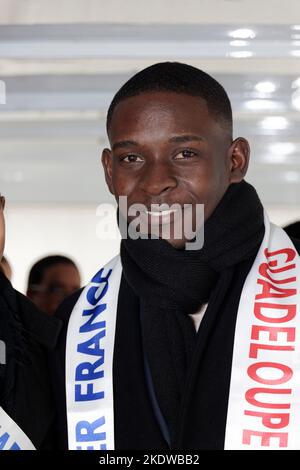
[0,196,5,261]
[102,91,250,248]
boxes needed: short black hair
[106,61,232,135]
[28,255,78,288]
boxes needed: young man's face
[102,91,249,248]
[0,196,5,261]
[27,263,81,316]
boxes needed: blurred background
[1,0,300,292]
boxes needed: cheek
[113,170,137,198]
[188,167,228,220]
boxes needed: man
[52,62,300,450]
[27,255,81,316]
[0,194,61,449]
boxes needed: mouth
[145,209,177,217]
[140,207,180,227]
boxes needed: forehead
[43,263,79,282]
[108,91,218,142]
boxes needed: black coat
[0,272,62,449]
[51,237,300,450]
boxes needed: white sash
[66,255,122,450]
[0,407,35,450]
[66,214,300,450]
[225,212,300,449]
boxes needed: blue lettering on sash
[75,358,104,381]
[91,268,112,285]
[80,304,106,333]
[87,268,112,305]
[75,323,106,401]
[75,383,104,401]
[75,417,107,450]
[0,432,21,450]
[74,267,113,448]
[77,329,106,357]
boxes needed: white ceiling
[1,0,300,25]
[0,1,300,205]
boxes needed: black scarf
[120,180,264,445]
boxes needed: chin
[165,237,186,249]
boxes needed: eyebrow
[111,134,204,152]
[168,134,204,143]
[112,140,138,151]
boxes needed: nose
[139,161,178,197]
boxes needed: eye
[174,149,198,160]
[120,154,143,163]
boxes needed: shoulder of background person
[0,280,63,449]
[53,287,84,361]
[290,237,300,255]
[14,289,62,350]
[55,286,84,325]
[48,287,85,451]
[0,272,62,351]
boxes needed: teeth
[145,210,176,216]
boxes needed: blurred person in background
[0,256,12,281]
[0,194,61,449]
[27,255,81,316]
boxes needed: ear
[101,148,115,195]
[228,137,250,183]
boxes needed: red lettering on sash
[236,242,298,448]
[247,362,293,385]
[264,248,296,264]
[260,263,296,275]
[255,280,296,299]
[251,325,295,342]
[243,429,288,447]
[249,343,294,359]
[246,388,291,409]
[258,263,296,285]
[244,410,290,429]
[254,302,296,323]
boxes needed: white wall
[4,202,120,293]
